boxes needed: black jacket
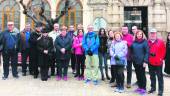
[165,42,170,74]
[37,35,54,56]
[29,31,41,58]
[55,34,72,60]
[98,35,107,53]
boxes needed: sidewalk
[0,68,170,96]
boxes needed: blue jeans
[98,52,108,77]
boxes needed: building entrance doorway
[124,7,148,37]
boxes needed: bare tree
[19,0,76,32]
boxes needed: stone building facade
[0,0,170,39]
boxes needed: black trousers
[39,54,50,80]
[71,53,76,72]
[58,59,69,77]
[75,54,85,77]
[115,65,125,88]
[148,64,164,93]
[49,52,55,75]
[134,63,146,89]
[2,50,18,77]
[21,48,31,73]
[30,51,39,76]
[127,60,133,84]
[110,65,116,83]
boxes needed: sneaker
[134,88,142,93]
[80,76,85,80]
[118,88,124,93]
[2,76,8,80]
[22,73,26,76]
[84,79,91,84]
[63,76,68,81]
[148,89,156,94]
[126,84,131,88]
[139,89,146,94]
[13,75,19,79]
[114,87,119,92]
[158,93,163,96]
[56,76,61,81]
[93,80,99,85]
[76,77,81,81]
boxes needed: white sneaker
[118,88,124,93]
[114,87,119,92]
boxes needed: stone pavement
[0,68,170,96]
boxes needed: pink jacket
[123,33,133,60]
[72,35,84,55]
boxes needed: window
[26,0,51,29]
[0,0,20,31]
[57,0,83,29]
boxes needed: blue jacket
[1,30,20,51]
[82,32,100,55]
[131,39,149,65]
[110,40,128,65]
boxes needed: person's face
[61,29,67,36]
[87,26,94,32]
[122,27,129,35]
[54,24,59,31]
[7,23,14,32]
[25,24,31,31]
[77,24,83,30]
[101,29,105,35]
[78,30,83,36]
[109,31,114,37]
[115,34,121,41]
[168,34,170,40]
[69,26,74,31]
[149,32,157,40]
[36,27,42,32]
[132,28,138,34]
[136,32,143,39]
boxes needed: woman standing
[37,32,54,81]
[72,29,85,80]
[107,30,115,84]
[98,28,110,81]
[131,30,149,94]
[110,32,128,93]
[55,26,72,81]
[165,32,170,75]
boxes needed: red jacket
[148,39,166,66]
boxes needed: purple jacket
[72,35,84,55]
[110,40,128,65]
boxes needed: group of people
[0,21,170,96]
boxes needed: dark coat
[54,34,72,60]
[29,31,41,58]
[165,42,170,74]
[98,35,107,53]
[131,39,149,65]
[0,30,20,52]
[18,30,32,51]
[37,35,54,56]
[37,35,54,67]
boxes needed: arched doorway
[0,0,20,31]
[57,0,83,29]
[26,0,51,29]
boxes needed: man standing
[19,23,32,76]
[1,21,20,80]
[82,25,100,85]
[48,23,60,76]
[29,23,42,78]
[67,25,76,74]
[148,28,166,96]
[121,25,133,88]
